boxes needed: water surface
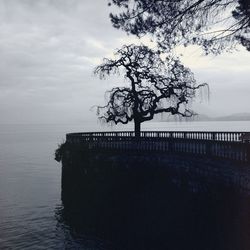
[0,121,249,249]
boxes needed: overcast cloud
[0,0,249,125]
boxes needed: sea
[0,121,250,249]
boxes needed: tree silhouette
[109,0,250,54]
[94,45,207,137]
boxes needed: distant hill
[157,113,250,122]
[214,113,250,121]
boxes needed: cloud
[0,0,249,125]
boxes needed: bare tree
[108,0,250,54]
[94,45,207,137]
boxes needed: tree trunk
[134,119,141,138]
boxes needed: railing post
[212,132,216,141]
[169,132,173,139]
[169,132,173,153]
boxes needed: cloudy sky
[0,0,249,125]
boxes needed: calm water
[0,121,250,249]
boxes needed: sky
[0,0,249,125]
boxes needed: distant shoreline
[158,113,250,122]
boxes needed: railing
[66,131,250,164]
[67,131,250,142]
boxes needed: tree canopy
[109,0,250,54]
[94,44,207,136]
